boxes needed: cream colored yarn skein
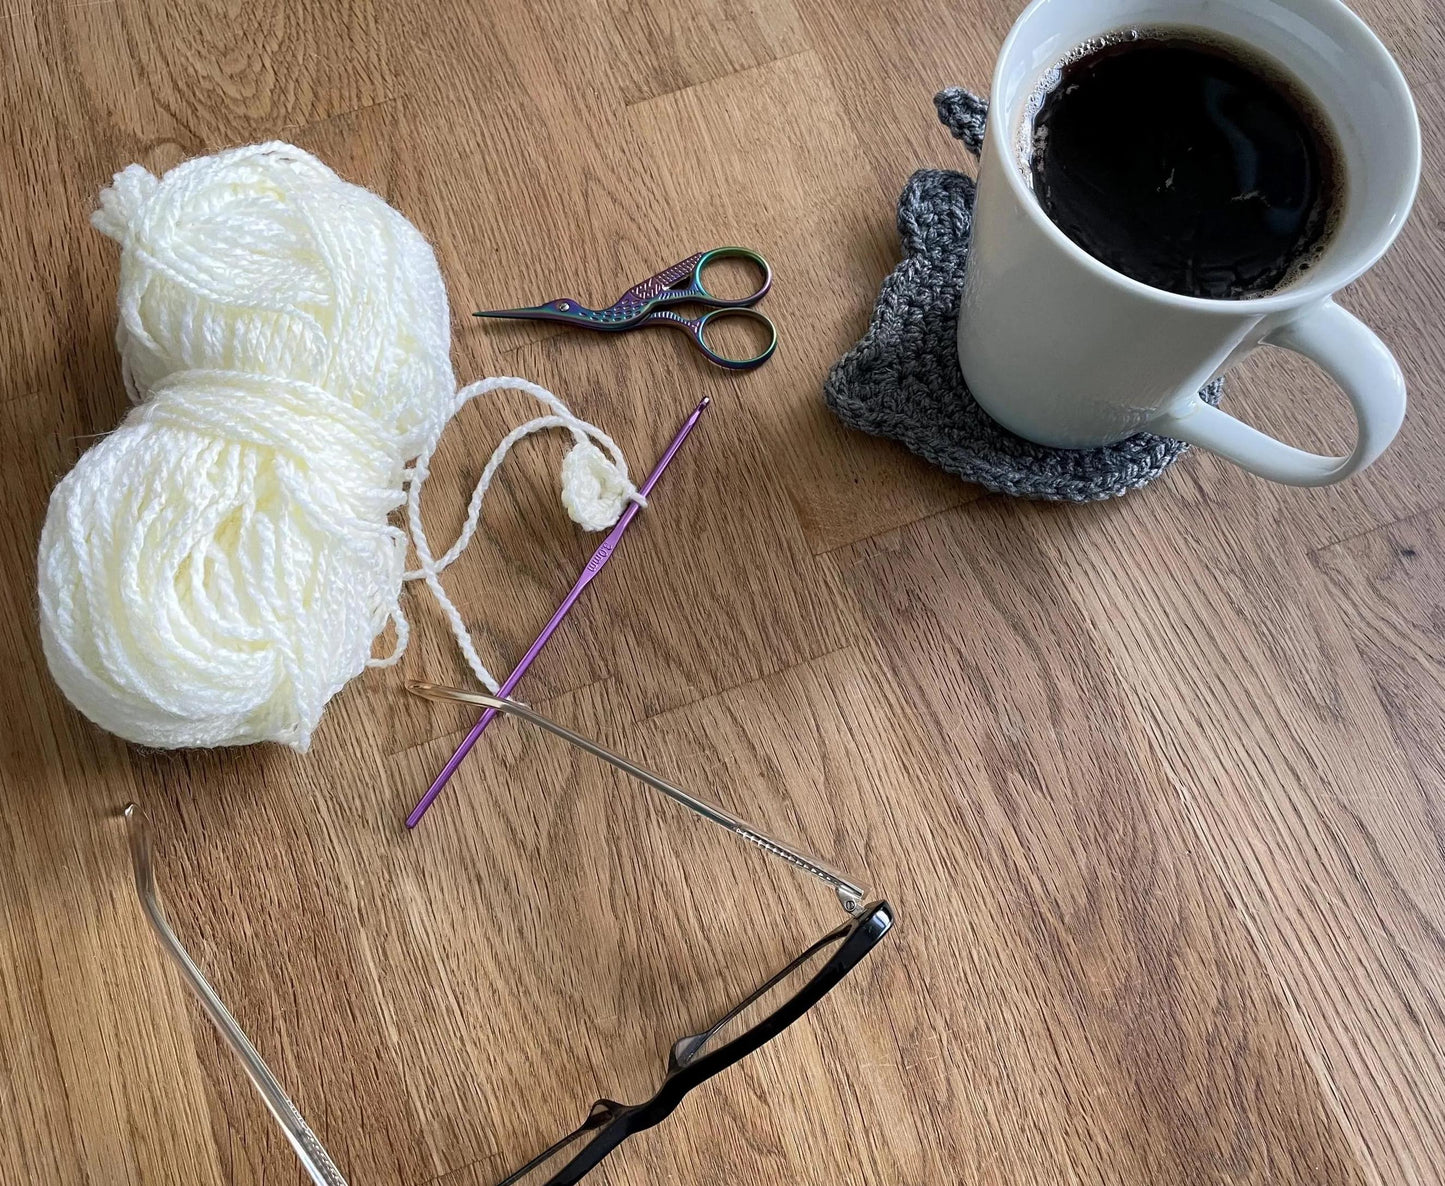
[38,142,640,751]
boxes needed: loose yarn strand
[373,375,645,692]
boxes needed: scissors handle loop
[688,247,773,308]
[693,307,778,370]
[633,307,777,370]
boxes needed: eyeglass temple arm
[123,805,349,1186]
[407,683,869,917]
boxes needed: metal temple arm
[406,683,868,916]
[124,805,349,1186]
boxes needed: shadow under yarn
[824,87,1224,502]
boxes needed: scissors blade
[474,304,571,322]
[474,300,641,329]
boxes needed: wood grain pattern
[1,1,1443,1184]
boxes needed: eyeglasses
[126,684,893,1186]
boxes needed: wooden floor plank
[1313,507,1445,785]
[602,0,809,105]
[799,0,1012,195]
[989,487,1445,1184]
[830,504,1365,1185]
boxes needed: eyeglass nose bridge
[584,1099,623,1126]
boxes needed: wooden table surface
[2,1,1443,1183]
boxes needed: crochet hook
[405,395,711,828]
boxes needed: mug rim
[990,0,1423,315]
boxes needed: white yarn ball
[38,142,641,752]
[40,143,451,750]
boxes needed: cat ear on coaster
[897,170,976,258]
[933,88,988,157]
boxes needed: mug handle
[1144,300,1407,487]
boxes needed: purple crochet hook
[405,396,711,828]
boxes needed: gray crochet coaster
[824,88,1224,502]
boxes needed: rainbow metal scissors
[475,247,777,371]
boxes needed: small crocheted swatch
[824,88,1224,502]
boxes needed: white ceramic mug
[957,0,1421,486]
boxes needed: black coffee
[1029,30,1342,299]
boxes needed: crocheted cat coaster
[824,88,1224,502]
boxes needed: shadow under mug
[957,0,1421,487]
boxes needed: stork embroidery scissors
[475,247,778,371]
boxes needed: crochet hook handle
[405,396,711,828]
